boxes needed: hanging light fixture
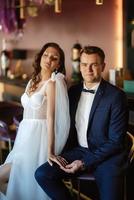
[20,0,25,19]
[55,0,62,13]
[45,0,55,5]
[96,0,103,5]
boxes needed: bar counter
[0,76,28,102]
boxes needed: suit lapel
[87,79,107,129]
[70,83,83,122]
[74,84,83,113]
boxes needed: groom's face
[80,53,105,84]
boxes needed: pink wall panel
[0,0,123,81]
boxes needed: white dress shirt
[75,82,100,147]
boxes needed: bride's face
[40,47,60,73]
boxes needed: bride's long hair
[29,42,65,93]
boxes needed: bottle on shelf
[0,39,10,77]
[131,29,134,47]
[109,67,124,88]
[71,42,82,84]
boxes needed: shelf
[0,76,28,88]
[0,77,28,102]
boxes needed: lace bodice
[21,80,48,120]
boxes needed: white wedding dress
[0,72,70,200]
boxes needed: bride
[0,42,70,200]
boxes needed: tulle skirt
[1,119,50,200]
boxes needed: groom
[35,46,129,200]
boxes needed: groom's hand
[60,160,84,173]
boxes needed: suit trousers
[35,146,125,200]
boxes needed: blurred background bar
[0,0,134,199]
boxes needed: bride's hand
[47,154,68,168]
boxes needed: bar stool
[0,120,11,163]
[0,101,23,163]
[0,101,22,125]
[74,132,134,200]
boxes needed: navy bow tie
[82,88,95,94]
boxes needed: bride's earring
[55,69,58,74]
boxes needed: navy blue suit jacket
[66,78,128,169]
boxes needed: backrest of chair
[0,101,23,126]
[0,120,8,133]
[13,113,23,129]
[0,101,23,143]
[0,120,9,141]
[127,132,134,163]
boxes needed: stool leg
[8,139,12,152]
[77,179,80,200]
[0,145,3,164]
[69,179,74,197]
[124,176,127,200]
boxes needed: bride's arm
[46,81,56,161]
[46,80,68,168]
